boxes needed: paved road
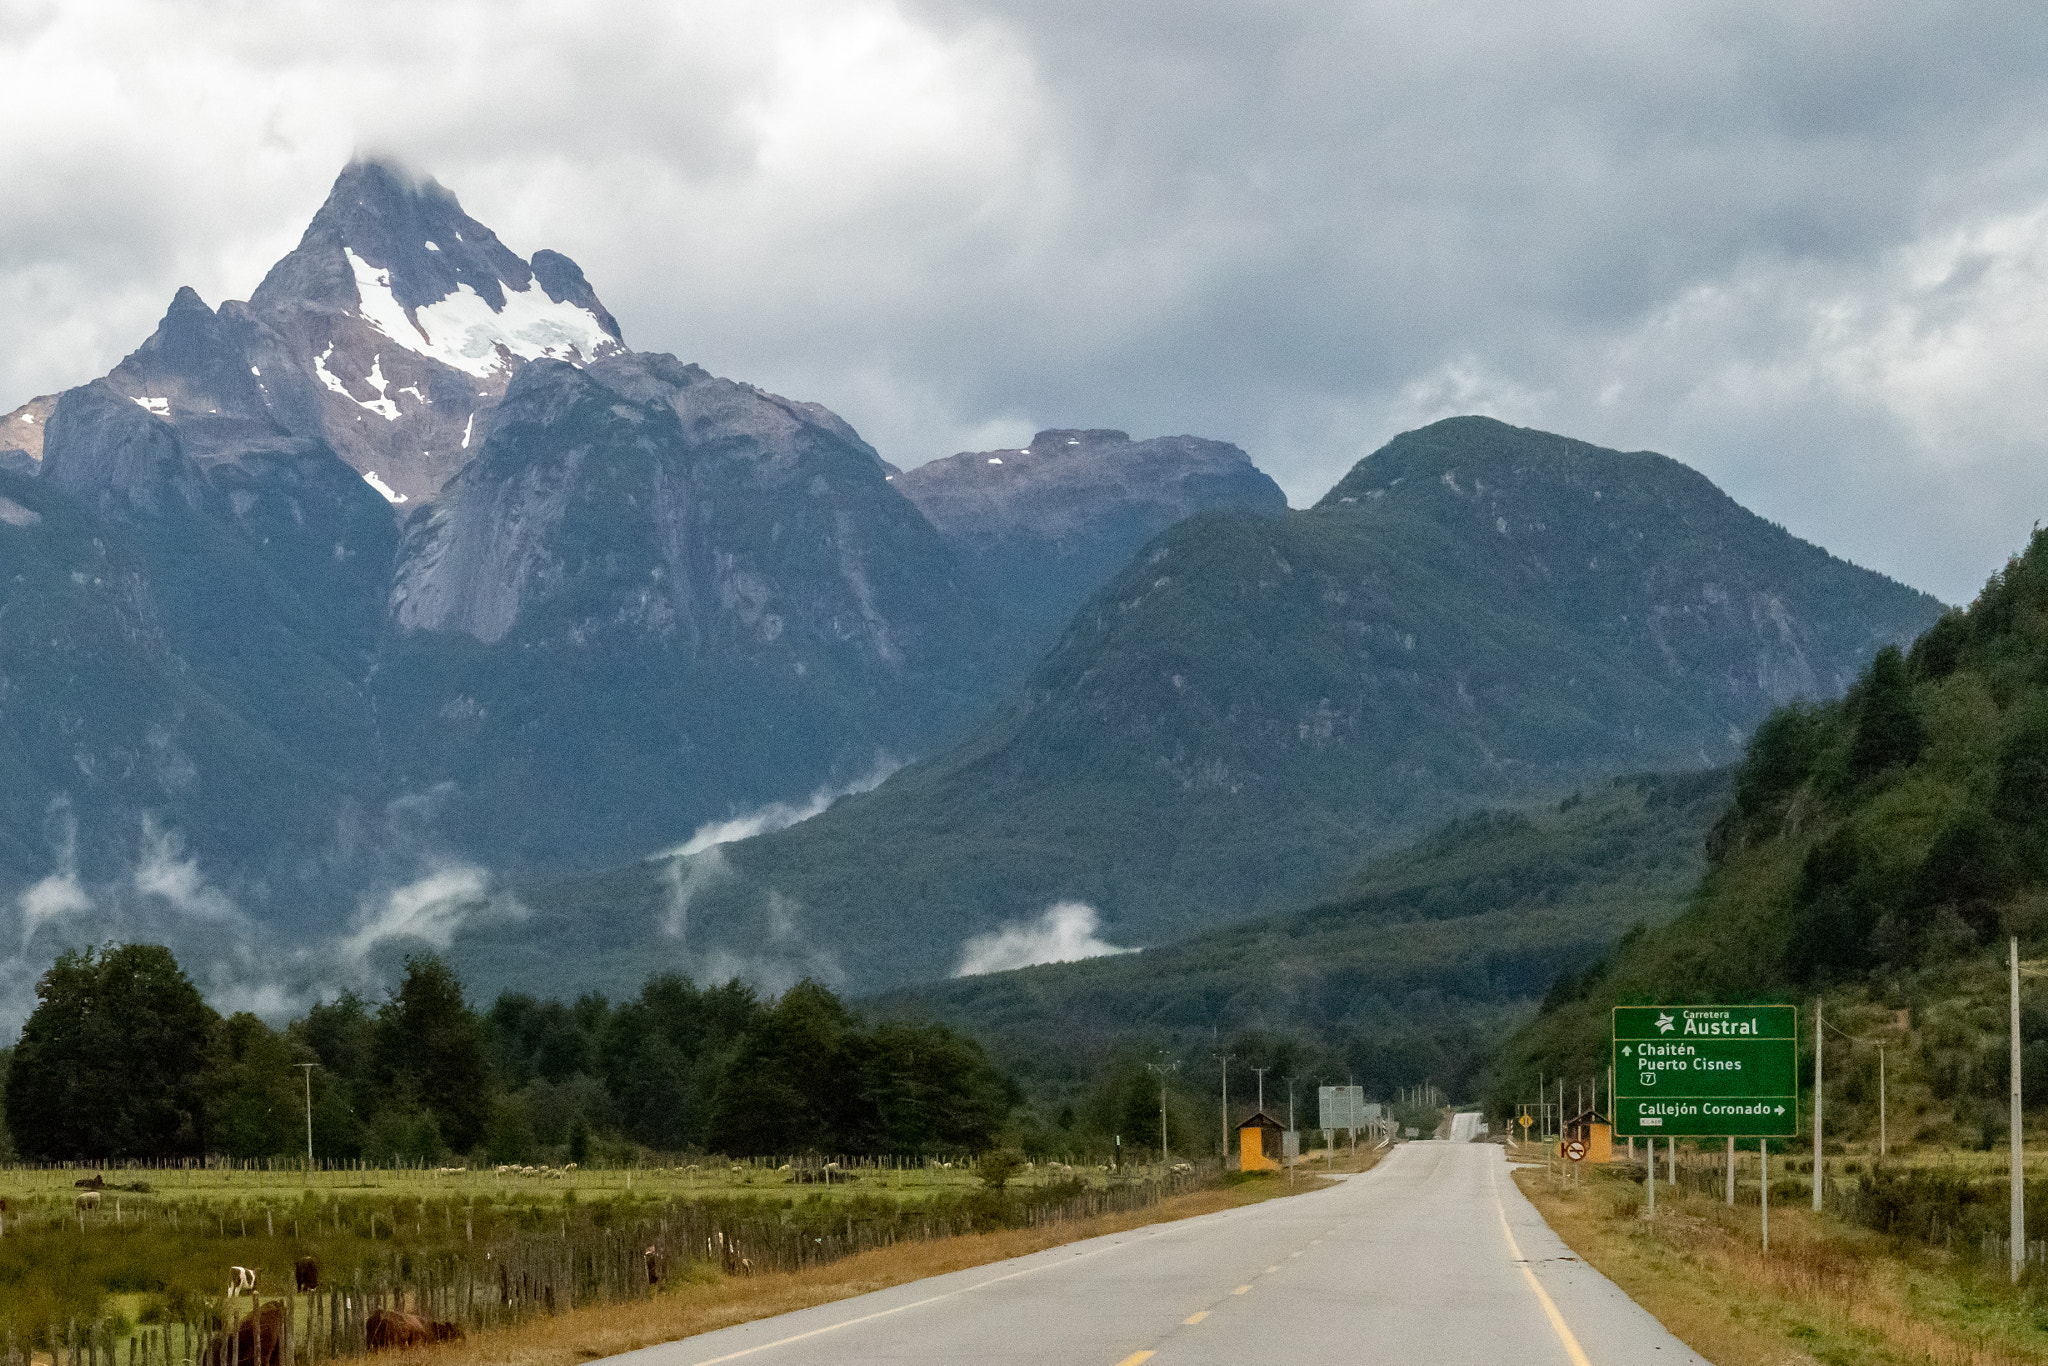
[615,1142,1707,1366]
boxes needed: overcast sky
[5,0,2047,602]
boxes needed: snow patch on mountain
[345,249,617,378]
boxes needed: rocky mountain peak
[896,427,1283,533]
[892,425,1287,685]
[249,157,623,376]
[1,158,631,509]
[6,160,637,509]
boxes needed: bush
[974,1149,1026,1192]
[1848,1166,1999,1247]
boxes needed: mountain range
[0,159,1944,1019]
[0,161,1281,949]
[451,419,1942,1004]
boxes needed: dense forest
[0,946,1015,1164]
[1498,528,2048,1144]
[0,942,1461,1166]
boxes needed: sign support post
[1813,997,1824,1213]
[1614,1005,1797,1244]
[1761,1139,1769,1254]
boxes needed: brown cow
[73,1174,104,1190]
[365,1309,463,1351]
[205,1303,284,1366]
[294,1258,319,1293]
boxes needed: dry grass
[1518,1165,2048,1366]
[366,1167,1351,1366]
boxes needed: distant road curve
[610,1142,1709,1366]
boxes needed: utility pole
[2013,935,2025,1285]
[1217,1054,1232,1165]
[1813,997,1824,1213]
[1253,1066,1269,1114]
[1145,1060,1180,1166]
[1878,1045,1887,1161]
[296,1062,319,1172]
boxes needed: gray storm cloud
[5,1,2048,601]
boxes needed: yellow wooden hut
[1561,1109,1613,1164]
[1238,1109,1288,1172]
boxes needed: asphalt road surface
[614,1141,1710,1366]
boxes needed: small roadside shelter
[1561,1109,1613,1164]
[1238,1109,1288,1171]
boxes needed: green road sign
[1612,1005,1798,1138]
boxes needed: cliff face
[374,354,995,870]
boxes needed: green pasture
[0,1156,1163,1343]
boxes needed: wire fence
[0,1162,1218,1366]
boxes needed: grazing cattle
[365,1309,462,1351]
[73,1174,104,1190]
[75,1192,100,1210]
[227,1266,258,1298]
[294,1257,319,1292]
[204,1303,284,1366]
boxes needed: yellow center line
[1232,1284,1251,1295]
[1114,1353,1155,1366]
[1183,1310,1209,1325]
[1488,1159,1593,1366]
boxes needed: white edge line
[681,1231,1138,1365]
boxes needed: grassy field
[0,1152,1365,1362]
[1516,1154,2048,1365]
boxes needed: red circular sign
[1565,1140,1588,1162]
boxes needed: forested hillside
[881,769,1729,1109]
[1500,529,2048,1142]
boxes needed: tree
[855,1021,1012,1153]
[708,980,853,1155]
[6,944,217,1159]
[1848,646,1925,780]
[598,975,762,1151]
[372,955,491,1154]
[211,1013,315,1159]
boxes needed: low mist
[954,902,1136,977]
